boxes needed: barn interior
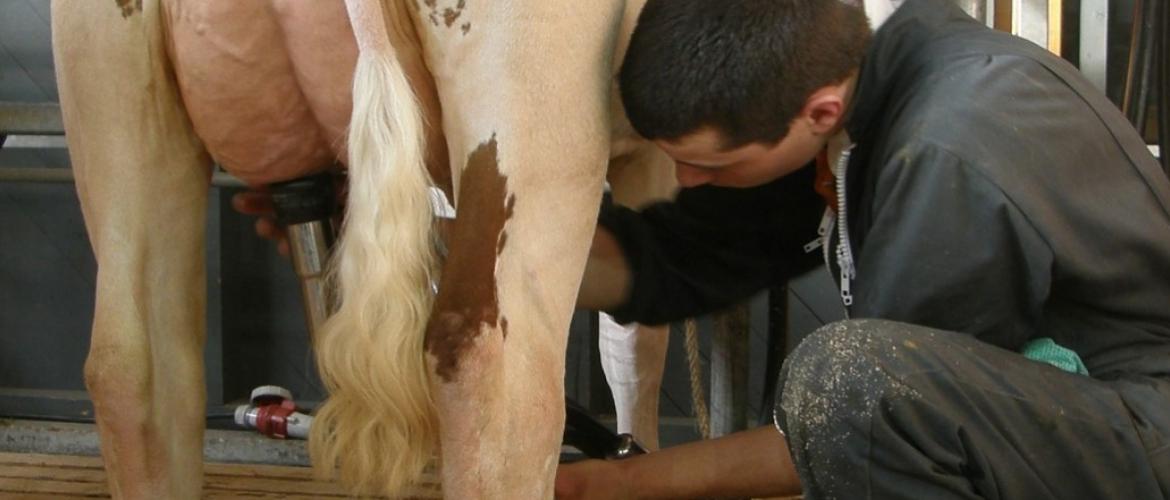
[0,0,1166,497]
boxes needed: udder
[164,0,357,187]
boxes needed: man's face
[653,123,826,189]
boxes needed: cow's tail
[310,1,439,496]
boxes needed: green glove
[1020,337,1089,376]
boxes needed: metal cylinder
[710,303,751,438]
[286,220,334,338]
[270,172,339,340]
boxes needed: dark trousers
[775,319,1170,499]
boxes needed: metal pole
[1159,0,1170,178]
[1123,0,1160,133]
[760,285,789,426]
[1012,0,1045,49]
[1080,0,1110,92]
[0,102,64,136]
[0,166,246,188]
[710,303,750,438]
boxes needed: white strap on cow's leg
[599,315,668,451]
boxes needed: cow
[52,0,673,498]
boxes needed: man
[560,0,1170,498]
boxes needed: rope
[683,318,711,439]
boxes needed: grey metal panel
[205,190,225,406]
[0,172,94,394]
[0,146,67,169]
[0,0,57,101]
[26,0,51,28]
[0,43,47,102]
[1081,0,1110,91]
[0,389,92,421]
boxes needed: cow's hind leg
[419,4,627,498]
[600,142,677,451]
[53,2,211,498]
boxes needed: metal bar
[0,167,246,188]
[994,0,1013,32]
[1014,0,1051,52]
[0,167,73,183]
[760,285,789,426]
[1,135,67,149]
[0,418,315,466]
[710,303,750,438]
[0,102,64,135]
[1124,0,1159,133]
[1079,0,1109,92]
[1159,0,1169,178]
[1047,0,1062,55]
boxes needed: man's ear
[800,85,848,135]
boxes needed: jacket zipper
[834,145,857,311]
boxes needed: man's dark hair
[619,0,871,149]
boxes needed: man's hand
[231,190,290,257]
[554,459,634,500]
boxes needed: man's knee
[776,319,925,437]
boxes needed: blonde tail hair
[310,2,439,495]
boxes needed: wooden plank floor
[0,452,441,499]
[0,452,800,499]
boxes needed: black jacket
[600,0,1170,379]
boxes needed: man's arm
[577,226,633,311]
[554,426,801,499]
[852,144,1053,349]
[582,165,824,325]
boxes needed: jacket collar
[846,0,983,142]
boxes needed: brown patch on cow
[115,0,141,18]
[425,136,515,382]
[500,316,509,340]
[418,0,467,31]
[442,8,461,27]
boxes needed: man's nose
[675,164,714,188]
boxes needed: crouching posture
[560,0,1170,498]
